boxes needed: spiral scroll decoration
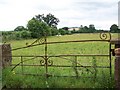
[47,59,53,66]
[40,59,45,65]
[40,59,53,66]
[100,32,111,40]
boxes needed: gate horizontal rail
[7,54,109,57]
[11,64,110,68]
[12,39,110,51]
[10,54,110,72]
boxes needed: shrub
[20,30,31,39]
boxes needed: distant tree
[50,27,59,36]
[27,18,50,38]
[14,26,27,31]
[89,24,96,33]
[62,27,69,30]
[110,24,119,33]
[89,24,95,29]
[84,26,89,30]
[80,25,83,28]
[27,13,60,38]
[35,13,60,28]
[59,29,67,35]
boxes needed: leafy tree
[50,27,59,36]
[35,13,60,28]
[110,24,119,33]
[14,26,27,31]
[61,27,70,34]
[89,24,96,33]
[82,26,89,33]
[27,18,50,38]
[59,29,66,35]
[27,13,60,38]
[84,26,89,30]
[62,27,69,30]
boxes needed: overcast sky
[0,0,119,31]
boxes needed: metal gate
[10,33,113,80]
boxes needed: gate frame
[10,33,113,80]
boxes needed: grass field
[2,33,118,88]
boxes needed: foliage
[70,25,96,33]
[50,27,59,36]
[62,27,69,30]
[59,28,70,35]
[20,30,31,39]
[35,13,60,28]
[27,18,50,38]
[2,30,31,41]
[27,13,60,38]
[14,26,27,31]
[110,24,120,33]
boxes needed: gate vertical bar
[44,34,48,78]
[75,56,78,78]
[21,56,23,75]
[72,56,78,78]
[109,43,112,78]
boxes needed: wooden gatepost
[110,39,120,89]
[0,44,12,69]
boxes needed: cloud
[0,0,119,31]
[57,0,118,30]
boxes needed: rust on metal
[9,32,113,80]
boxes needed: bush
[20,30,31,39]
[2,30,32,41]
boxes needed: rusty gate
[10,33,113,80]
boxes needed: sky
[0,0,119,31]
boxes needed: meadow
[2,33,118,88]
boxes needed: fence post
[0,44,12,68]
[110,39,120,89]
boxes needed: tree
[110,24,119,33]
[50,27,59,36]
[35,13,60,28]
[89,24,96,33]
[62,27,69,30]
[61,27,70,34]
[27,18,50,38]
[27,13,60,38]
[59,29,66,35]
[14,26,27,31]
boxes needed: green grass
[2,33,117,88]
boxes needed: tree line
[2,13,120,41]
